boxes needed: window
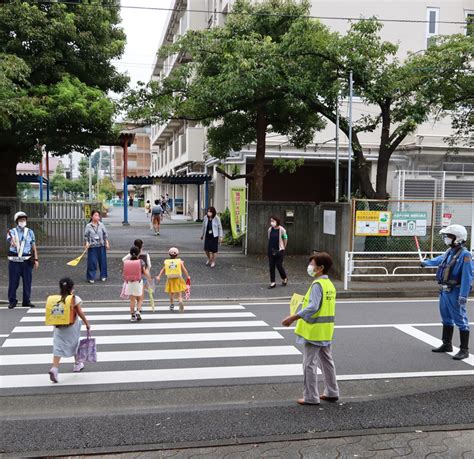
[426,7,439,48]
[466,11,474,36]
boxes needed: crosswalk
[0,303,303,390]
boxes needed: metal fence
[351,199,474,254]
[19,201,99,247]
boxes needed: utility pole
[347,70,353,202]
[119,133,135,226]
[335,97,340,202]
[88,154,92,201]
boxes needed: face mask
[207,213,213,218]
[270,221,277,227]
[17,221,27,228]
[307,264,316,277]
[443,235,454,247]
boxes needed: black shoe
[268,283,276,289]
[282,279,288,286]
[432,325,454,352]
[453,330,469,360]
[8,303,16,309]
[22,303,35,308]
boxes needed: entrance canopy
[126,174,212,186]
[17,173,48,184]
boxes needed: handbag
[77,331,97,363]
[120,281,129,299]
[185,278,191,300]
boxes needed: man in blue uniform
[6,211,39,309]
[421,224,471,360]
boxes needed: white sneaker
[73,362,84,372]
[48,367,59,383]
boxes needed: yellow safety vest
[164,258,182,279]
[294,278,336,342]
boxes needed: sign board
[442,213,452,227]
[323,210,336,235]
[391,211,427,237]
[230,187,247,239]
[355,211,391,236]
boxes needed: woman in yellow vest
[282,252,340,405]
[156,247,190,313]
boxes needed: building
[148,0,473,218]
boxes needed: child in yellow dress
[156,247,190,312]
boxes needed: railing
[343,251,442,290]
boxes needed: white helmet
[440,224,467,245]
[14,211,27,222]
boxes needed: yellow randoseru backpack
[164,259,182,279]
[45,295,76,326]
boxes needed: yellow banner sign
[355,211,391,236]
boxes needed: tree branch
[216,166,253,181]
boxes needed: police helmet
[14,211,28,222]
[439,224,468,245]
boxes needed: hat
[14,211,27,222]
[168,247,179,256]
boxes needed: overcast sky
[114,0,173,88]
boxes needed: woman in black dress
[267,215,288,289]
[201,207,224,268]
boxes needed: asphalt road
[1,298,473,455]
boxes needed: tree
[50,162,68,197]
[124,0,325,200]
[97,176,116,200]
[282,19,474,198]
[91,150,111,172]
[0,0,127,197]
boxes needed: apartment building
[149,0,474,218]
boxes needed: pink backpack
[123,259,142,282]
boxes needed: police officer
[421,224,471,360]
[6,211,39,309]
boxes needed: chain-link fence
[351,199,474,255]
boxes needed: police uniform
[294,276,340,404]
[6,221,37,308]
[422,227,471,360]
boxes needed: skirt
[165,277,187,293]
[127,280,143,297]
[53,319,82,358]
[204,236,219,253]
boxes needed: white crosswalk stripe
[0,304,303,390]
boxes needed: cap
[14,211,27,222]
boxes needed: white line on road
[0,334,9,338]
[243,299,440,306]
[394,325,474,366]
[26,305,246,313]
[1,367,472,389]
[2,331,284,348]
[0,345,302,366]
[274,322,474,330]
[20,312,256,323]
[12,321,270,334]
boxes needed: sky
[114,0,173,88]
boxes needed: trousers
[439,289,470,331]
[303,342,339,404]
[87,246,108,281]
[268,251,287,283]
[8,260,33,305]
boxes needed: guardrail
[343,251,442,290]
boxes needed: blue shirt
[423,246,472,298]
[7,227,36,256]
[296,275,331,347]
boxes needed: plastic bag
[185,278,191,300]
[120,281,129,299]
[77,331,97,363]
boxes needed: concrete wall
[315,202,352,279]
[247,201,316,256]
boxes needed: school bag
[123,259,142,282]
[45,295,76,326]
[164,259,182,279]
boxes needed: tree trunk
[352,136,376,199]
[250,107,267,201]
[0,151,20,198]
[375,105,392,200]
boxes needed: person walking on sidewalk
[421,224,471,360]
[48,277,91,383]
[267,216,288,289]
[84,210,109,283]
[151,199,163,235]
[282,252,340,406]
[201,207,224,268]
[6,211,39,309]
[156,247,190,312]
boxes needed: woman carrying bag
[201,207,223,268]
[267,215,288,289]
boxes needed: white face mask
[307,264,316,277]
[17,221,27,228]
[207,213,213,218]
[443,235,454,247]
[270,221,277,228]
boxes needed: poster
[323,210,336,235]
[391,211,427,237]
[442,213,452,227]
[355,211,391,236]
[230,187,246,239]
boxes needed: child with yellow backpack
[156,247,190,312]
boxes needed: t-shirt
[152,205,163,216]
